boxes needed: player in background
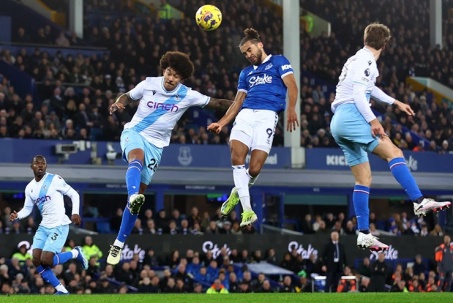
[330,23,451,252]
[106,51,232,265]
[207,28,299,227]
[10,155,88,295]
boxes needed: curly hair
[159,51,194,80]
[239,28,261,47]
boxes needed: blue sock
[353,185,370,231]
[52,251,73,266]
[117,206,137,242]
[40,266,61,287]
[126,160,142,197]
[36,265,45,274]
[389,157,423,201]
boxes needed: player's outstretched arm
[207,91,246,134]
[205,98,233,112]
[393,100,415,116]
[109,92,135,115]
[9,210,18,221]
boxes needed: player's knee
[40,255,53,267]
[248,167,261,177]
[32,258,41,268]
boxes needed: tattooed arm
[109,92,137,115]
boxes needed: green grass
[3,293,453,303]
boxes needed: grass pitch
[3,293,453,303]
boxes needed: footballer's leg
[108,182,147,265]
[373,138,451,217]
[107,138,146,265]
[239,149,266,227]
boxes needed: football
[195,4,222,31]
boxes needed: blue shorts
[120,128,163,185]
[330,103,379,166]
[32,225,69,253]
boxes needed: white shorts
[230,109,278,153]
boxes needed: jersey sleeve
[351,57,377,122]
[276,55,294,78]
[351,56,375,86]
[237,70,248,93]
[129,79,147,100]
[54,174,71,195]
[17,185,35,220]
[187,88,210,108]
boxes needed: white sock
[113,239,124,248]
[56,284,68,293]
[233,165,252,212]
[71,249,78,258]
[246,168,259,188]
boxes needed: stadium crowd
[0,231,450,294]
[0,0,452,152]
[0,0,453,295]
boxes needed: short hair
[31,155,46,165]
[364,23,391,50]
[159,51,194,80]
[239,28,261,47]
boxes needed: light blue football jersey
[126,77,210,148]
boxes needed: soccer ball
[195,5,222,31]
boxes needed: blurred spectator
[369,253,388,292]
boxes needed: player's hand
[207,122,222,134]
[71,214,82,226]
[370,119,386,139]
[109,102,125,115]
[394,100,415,116]
[286,108,299,132]
[9,211,18,221]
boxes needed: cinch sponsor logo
[249,74,272,87]
[146,101,179,112]
[326,155,348,166]
[35,195,51,205]
[281,64,292,70]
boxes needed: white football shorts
[230,108,278,153]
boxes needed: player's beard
[250,49,263,65]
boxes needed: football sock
[246,168,259,188]
[389,157,423,201]
[113,239,124,248]
[126,160,142,197]
[117,206,136,243]
[233,165,253,212]
[353,185,370,231]
[38,265,61,288]
[52,251,74,266]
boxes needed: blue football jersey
[238,54,294,112]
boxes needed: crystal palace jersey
[125,77,210,148]
[331,48,379,113]
[238,54,294,112]
[23,173,73,228]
